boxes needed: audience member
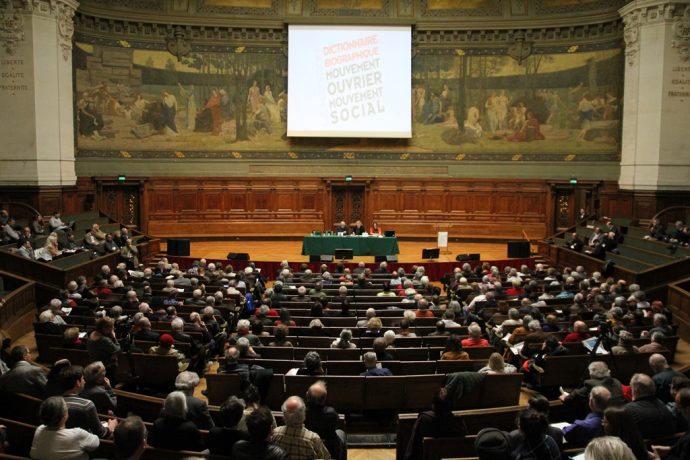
[30,396,100,460]
[206,396,249,456]
[649,353,684,403]
[625,373,676,439]
[602,405,650,460]
[404,388,467,460]
[562,385,611,447]
[86,317,121,381]
[174,371,214,430]
[560,361,625,415]
[474,427,513,460]
[585,436,636,460]
[272,395,331,460]
[478,352,517,374]
[650,386,690,460]
[113,416,147,460]
[0,345,47,398]
[304,381,347,460]
[441,335,469,360]
[61,365,117,438]
[148,390,203,451]
[80,361,117,414]
[511,408,560,460]
[360,351,392,376]
[232,407,287,460]
[331,329,357,349]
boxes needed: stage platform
[169,239,527,264]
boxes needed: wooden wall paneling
[121,177,624,239]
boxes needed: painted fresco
[541,0,602,5]
[73,41,622,157]
[426,0,495,9]
[202,0,273,7]
[316,0,385,9]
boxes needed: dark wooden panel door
[331,185,365,226]
[99,185,140,227]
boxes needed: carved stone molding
[0,0,77,58]
[56,0,78,61]
[0,1,25,55]
[672,5,690,62]
[620,1,690,65]
[622,10,640,66]
[74,11,622,49]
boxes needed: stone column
[0,0,78,187]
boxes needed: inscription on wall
[668,66,690,100]
[0,58,28,95]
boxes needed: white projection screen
[287,24,411,138]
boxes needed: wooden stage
[176,239,521,264]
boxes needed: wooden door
[98,185,141,228]
[331,185,365,227]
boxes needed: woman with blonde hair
[34,232,62,261]
[478,352,517,374]
[364,317,384,337]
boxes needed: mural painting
[74,40,622,157]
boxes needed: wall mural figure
[74,41,622,157]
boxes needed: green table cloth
[301,236,400,256]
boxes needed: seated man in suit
[592,231,618,259]
[360,351,392,376]
[305,381,347,460]
[0,345,47,398]
[174,371,215,430]
[334,221,348,235]
[566,232,585,252]
[132,317,159,343]
[351,220,365,236]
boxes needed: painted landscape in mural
[74,42,622,155]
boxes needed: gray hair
[630,373,655,400]
[171,317,184,331]
[468,323,482,338]
[588,361,610,379]
[175,371,200,392]
[163,391,188,419]
[282,396,306,427]
[584,436,635,460]
[363,351,377,368]
[84,361,107,385]
[339,329,352,341]
[39,396,68,428]
[39,309,54,323]
[237,337,250,353]
[527,320,542,332]
[384,330,396,345]
[237,319,251,332]
[649,353,668,372]
[589,386,611,412]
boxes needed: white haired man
[272,395,331,460]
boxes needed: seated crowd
[0,208,138,266]
[0,251,687,460]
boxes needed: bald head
[282,396,306,427]
[306,381,328,406]
[574,321,588,333]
